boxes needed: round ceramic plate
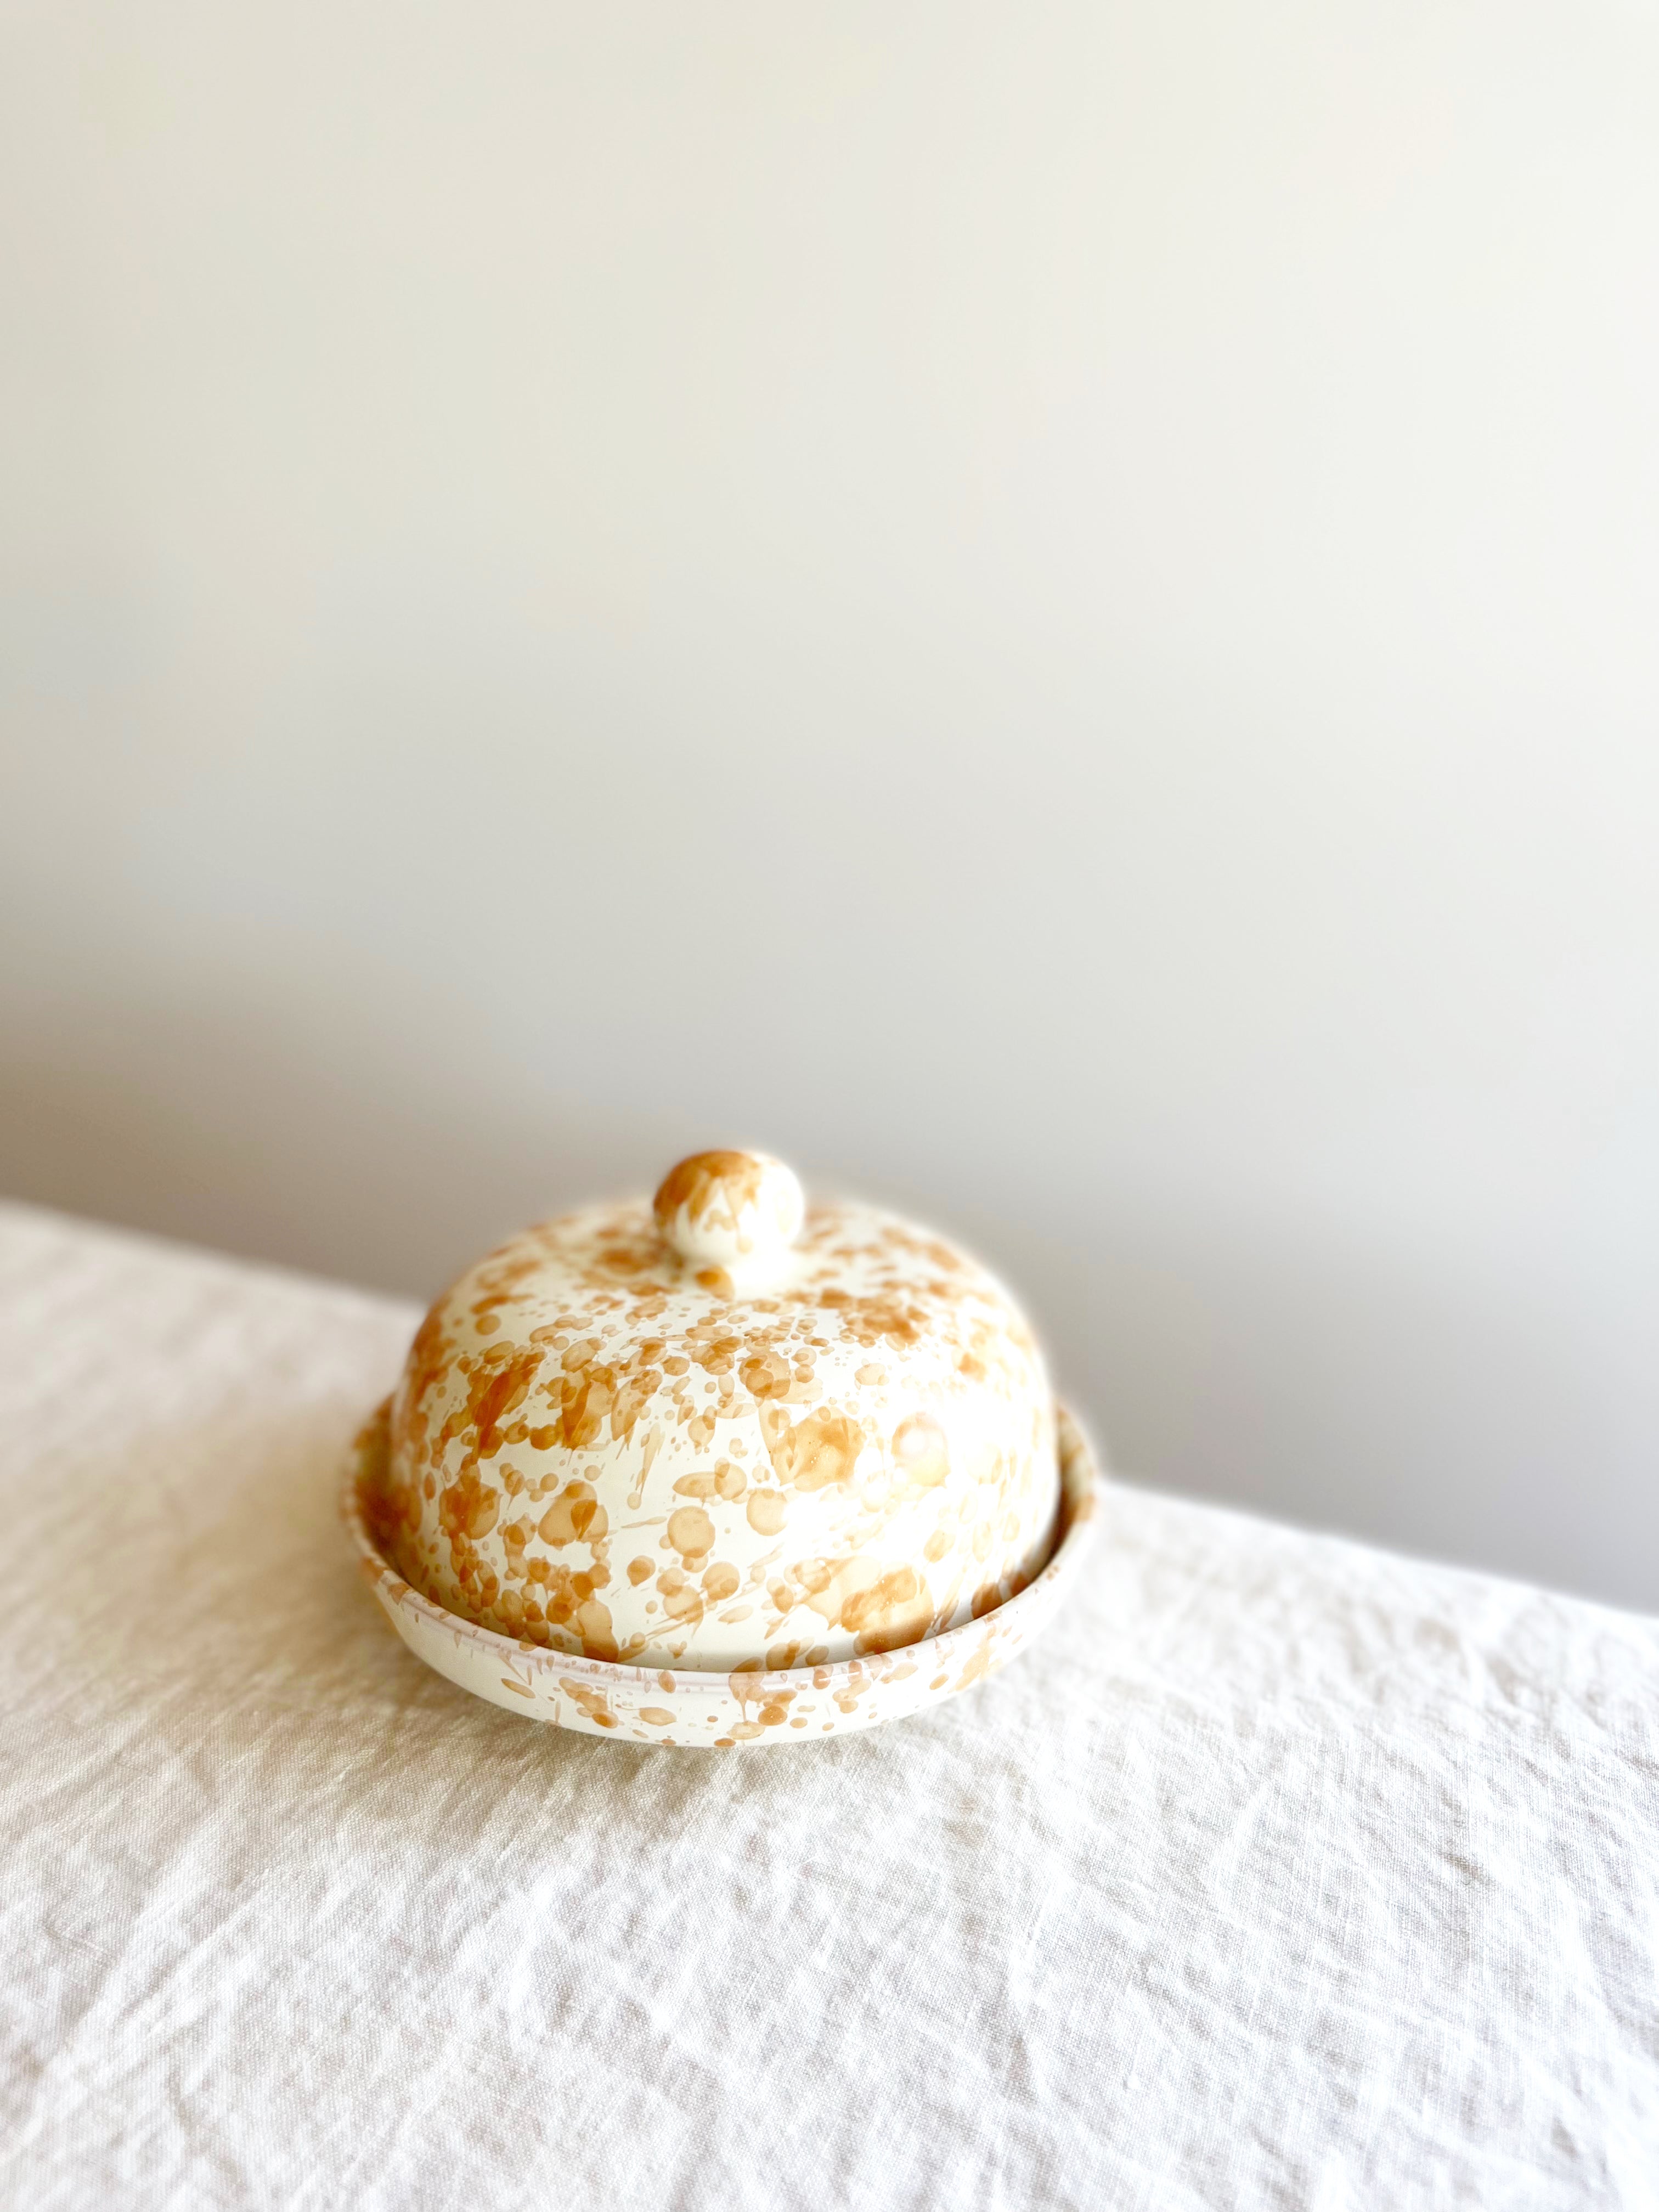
[343,1402,1102,1746]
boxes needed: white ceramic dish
[343,1398,1101,1746]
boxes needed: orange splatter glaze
[350,1396,1102,1750]
[653,1150,769,1232]
[381,1195,1057,1671]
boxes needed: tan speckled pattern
[345,1401,1101,1745]
[376,1185,1059,1672]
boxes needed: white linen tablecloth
[2,1202,1656,2210]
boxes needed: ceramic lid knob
[652,1149,804,1294]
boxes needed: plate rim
[342,1398,1103,1711]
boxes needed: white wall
[4,0,1658,1607]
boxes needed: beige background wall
[4,1,1658,1605]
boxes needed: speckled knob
[652,1149,804,1295]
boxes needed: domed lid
[379,1149,1059,1672]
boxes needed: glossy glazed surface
[376,1155,1059,1672]
[347,1400,1099,1745]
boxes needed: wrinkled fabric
[2,1202,1657,2212]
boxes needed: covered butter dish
[345,1149,1100,1745]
